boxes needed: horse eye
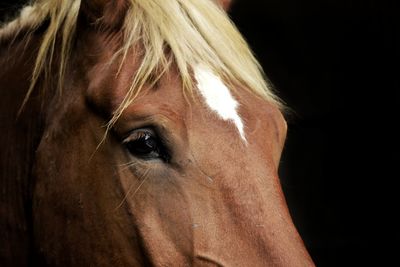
[123,129,168,161]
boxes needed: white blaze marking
[194,64,246,141]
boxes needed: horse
[0,0,314,266]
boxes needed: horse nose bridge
[186,169,308,266]
[190,198,313,267]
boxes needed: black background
[230,1,399,266]
[1,0,399,266]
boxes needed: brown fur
[0,33,46,266]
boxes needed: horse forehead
[194,65,246,141]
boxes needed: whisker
[113,168,150,211]
[118,161,142,171]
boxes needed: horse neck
[0,30,45,266]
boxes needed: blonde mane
[0,0,282,123]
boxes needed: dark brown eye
[123,129,169,161]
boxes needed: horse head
[0,0,314,266]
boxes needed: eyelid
[122,128,155,144]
